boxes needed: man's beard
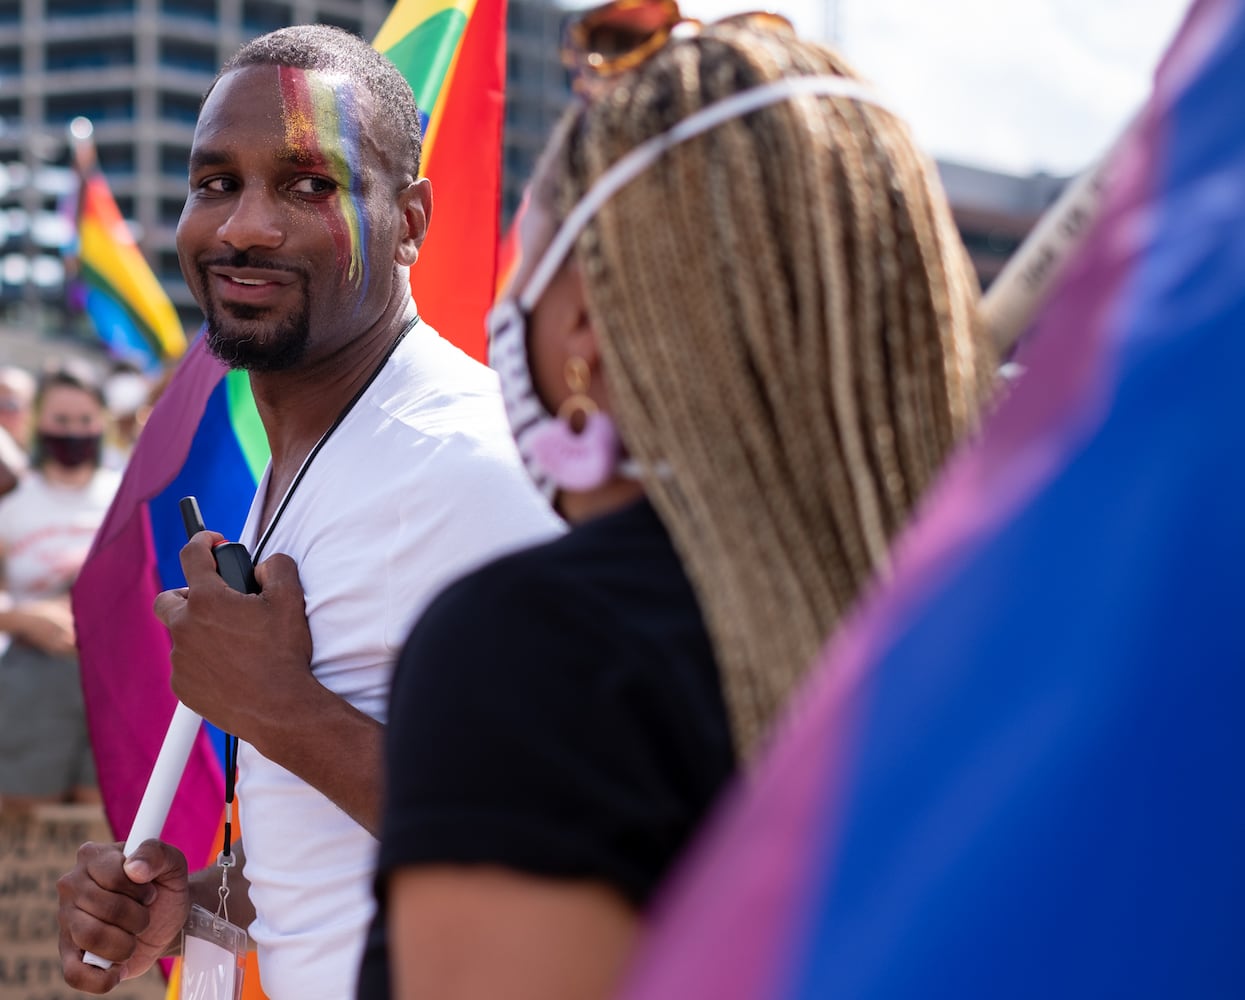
[198,260,312,373]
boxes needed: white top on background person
[0,361,119,803]
[0,360,118,632]
[0,468,119,603]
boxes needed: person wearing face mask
[0,359,120,808]
[360,8,998,1000]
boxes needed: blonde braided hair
[539,27,995,758]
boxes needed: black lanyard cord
[220,310,419,862]
[223,731,239,858]
[251,310,420,565]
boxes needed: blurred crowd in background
[0,356,162,811]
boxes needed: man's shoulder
[366,323,509,444]
[387,321,500,404]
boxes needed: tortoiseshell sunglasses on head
[560,0,794,91]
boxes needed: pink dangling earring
[528,356,621,491]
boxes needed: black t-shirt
[356,498,735,998]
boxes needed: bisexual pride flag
[619,0,1245,996]
[71,2,509,992]
[72,343,265,993]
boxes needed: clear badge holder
[180,853,247,1000]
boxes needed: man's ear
[396,178,433,266]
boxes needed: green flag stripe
[225,369,270,483]
[381,9,469,117]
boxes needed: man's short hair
[213,24,424,177]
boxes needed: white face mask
[488,297,559,500]
[486,74,894,500]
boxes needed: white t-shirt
[234,322,563,1000]
[0,466,120,601]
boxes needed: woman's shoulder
[429,526,578,607]
[400,529,609,677]
[395,514,697,719]
[379,504,734,908]
[387,538,611,744]
[409,500,680,652]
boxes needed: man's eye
[291,176,337,195]
[197,177,236,193]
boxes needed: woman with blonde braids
[361,10,995,1000]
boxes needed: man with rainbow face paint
[56,26,561,1000]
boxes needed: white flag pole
[978,113,1139,357]
[81,701,204,970]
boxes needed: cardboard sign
[0,804,165,1000]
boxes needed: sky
[661,0,1193,177]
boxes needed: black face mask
[37,432,102,470]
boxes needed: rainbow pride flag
[70,150,187,367]
[71,3,509,993]
[618,0,1245,996]
[377,0,507,362]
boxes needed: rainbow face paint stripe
[277,66,369,288]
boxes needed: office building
[502,0,569,223]
[938,159,1067,288]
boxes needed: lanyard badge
[179,852,247,1000]
[177,498,249,999]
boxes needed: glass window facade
[47,38,136,72]
[160,144,191,179]
[96,143,136,174]
[317,10,362,36]
[159,39,218,74]
[47,91,135,124]
[47,0,136,15]
[160,0,218,20]
[242,0,291,34]
[158,196,185,225]
[159,91,202,125]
